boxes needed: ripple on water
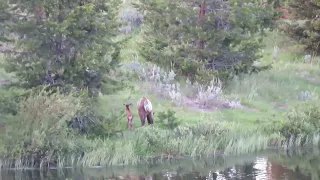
[0,151,316,180]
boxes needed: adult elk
[123,103,133,129]
[137,97,154,127]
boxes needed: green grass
[0,124,276,168]
[0,54,15,82]
[106,29,320,130]
[98,84,214,128]
[1,10,320,169]
[2,120,320,169]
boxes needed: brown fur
[137,97,154,127]
[123,103,133,129]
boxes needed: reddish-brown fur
[137,97,154,127]
[123,103,133,129]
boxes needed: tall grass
[2,126,320,170]
[1,79,320,170]
[2,148,320,179]
[1,28,320,170]
[0,126,264,168]
[2,120,319,170]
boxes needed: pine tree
[282,0,320,54]
[133,0,277,82]
[0,0,11,44]
[3,0,124,96]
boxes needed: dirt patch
[272,101,288,111]
[182,96,260,112]
[296,72,320,84]
[304,77,320,84]
[0,44,14,53]
[181,96,221,112]
[239,105,261,113]
[0,79,9,85]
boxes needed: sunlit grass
[1,10,320,170]
[2,124,320,170]
[0,124,273,168]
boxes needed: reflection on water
[1,149,318,180]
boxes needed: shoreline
[0,135,317,170]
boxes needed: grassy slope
[0,12,319,131]
[110,26,320,129]
[4,1,313,130]
[0,1,319,168]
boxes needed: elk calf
[123,103,133,129]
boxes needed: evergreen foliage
[3,0,125,96]
[133,0,277,82]
[0,0,11,43]
[157,109,181,130]
[281,0,320,54]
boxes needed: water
[1,149,319,180]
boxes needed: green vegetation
[1,149,320,179]
[0,0,320,170]
[133,0,277,82]
[279,0,320,55]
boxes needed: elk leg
[147,113,153,125]
[139,112,146,127]
[127,118,130,129]
[141,115,146,127]
[129,118,133,129]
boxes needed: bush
[3,87,83,164]
[0,86,131,168]
[122,61,241,109]
[0,87,26,115]
[196,78,222,108]
[121,61,183,105]
[119,8,143,34]
[280,0,320,54]
[280,102,320,139]
[157,109,181,130]
[86,111,124,138]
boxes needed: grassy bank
[0,121,319,169]
[1,3,320,169]
[1,149,318,179]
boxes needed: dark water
[1,149,319,180]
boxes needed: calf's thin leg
[127,119,130,129]
[127,118,133,129]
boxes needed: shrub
[66,92,126,138]
[119,8,143,34]
[86,111,124,138]
[3,87,82,165]
[120,8,143,27]
[0,87,26,115]
[122,60,241,109]
[196,78,222,108]
[297,91,312,100]
[280,0,320,54]
[122,61,183,105]
[157,109,181,130]
[280,102,320,139]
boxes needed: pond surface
[1,149,319,180]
